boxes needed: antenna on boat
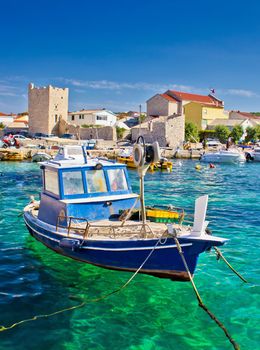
[133,136,160,224]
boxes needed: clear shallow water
[0,160,259,350]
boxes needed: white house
[68,109,117,127]
[0,113,14,126]
[207,118,255,141]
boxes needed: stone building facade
[146,94,179,117]
[58,118,116,141]
[28,83,69,135]
[131,115,184,149]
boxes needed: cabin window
[44,169,59,195]
[62,171,84,195]
[85,170,107,193]
[107,169,128,191]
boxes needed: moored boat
[200,149,246,163]
[23,142,227,281]
[32,152,52,162]
[245,147,260,162]
[117,148,173,171]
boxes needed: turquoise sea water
[0,160,259,350]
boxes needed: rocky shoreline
[0,145,202,161]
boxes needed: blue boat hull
[24,212,224,281]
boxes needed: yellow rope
[0,237,161,332]
[173,236,240,350]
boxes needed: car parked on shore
[13,134,31,141]
[60,133,76,139]
[206,138,221,147]
[32,133,56,139]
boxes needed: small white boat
[246,147,260,162]
[200,149,246,163]
[32,152,52,162]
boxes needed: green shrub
[230,125,243,143]
[199,129,216,141]
[81,124,101,128]
[116,127,126,139]
[214,125,230,143]
[185,122,199,142]
[245,126,258,143]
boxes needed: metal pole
[140,173,146,224]
[139,104,141,136]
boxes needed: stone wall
[165,114,185,148]
[28,83,68,135]
[58,119,116,141]
[131,114,184,148]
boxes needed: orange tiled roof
[167,90,216,105]
[234,111,260,119]
[14,115,28,123]
[160,93,177,102]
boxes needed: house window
[96,115,107,121]
[55,114,58,122]
[62,171,84,195]
[79,114,84,120]
[71,115,75,121]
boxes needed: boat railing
[56,216,89,238]
[56,215,160,239]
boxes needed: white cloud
[225,89,258,98]
[64,79,260,99]
[0,82,22,97]
[61,78,194,93]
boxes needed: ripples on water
[0,160,259,350]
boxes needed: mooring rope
[214,247,247,283]
[173,236,240,350]
[0,237,162,332]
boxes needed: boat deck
[28,207,191,240]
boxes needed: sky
[1,0,260,113]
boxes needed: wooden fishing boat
[23,142,227,281]
[117,150,173,171]
[0,148,24,161]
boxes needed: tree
[214,125,230,143]
[245,126,256,143]
[245,126,258,143]
[116,127,126,140]
[230,125,243,143]
[256,125,260,139]
[0,122,5,129]
[185,122,199,142]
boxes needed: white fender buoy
[133,144,144,167]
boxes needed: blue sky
[1,0,260,113]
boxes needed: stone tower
[28,83,69,135]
